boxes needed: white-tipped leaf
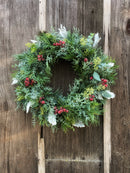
[58,24,68,38]
[93,33,101,47]
[73,121,85,128]
[108,62,114,68]
[102,90,115,99]
[31,40,37,43]
[48,110,57,126]
[11,78,18,85]
[97,94,103,100]
[26,101,34,113]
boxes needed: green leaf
[86,103,90,111]
[93,72,101,81]
[45,61,51,75]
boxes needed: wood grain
[39,0,46,32]
[44,0,103,172]
[110,1,130,173]
[0,0,39,172]
[50,59,76,96]
[103,0,111,172]
[38,129,45,173]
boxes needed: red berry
[30,79,34,85]
[38,57,41,61]
[54,106,57,110]
[24,81,29,84]
[56,43,58,46]
[60,110,63,113]
[24,81,30,87]
[41,58,45,61]
[84,58,88,62]
[63,109,66,112]
[89,98,94,101]
[39,97,43,101]
[60,107,63,110]
[90,76,93,80]
[25,82,29,86]
[37,55,41,58]
[55,109,58,113]
[103,79,108,83]
[62,41,65,44]
[53,43,56,46]
[41,101,45,104]
[58,110,61,114]
[66,110,69,113]
[26,77,30,81]
[105,84,108,87]
[101,78,104,81]
[92,95,95,98]
[40,55,43,58]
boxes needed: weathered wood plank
[38,1,46,172]
[104,100,111,173]
[0,0,39,172]
[46,0,103,35]
[39,0,46,32]
[110,1,130,173]
[44,0,103,172]
[38,129,45,173]
[103,0,111,172]
[46,160,102,173]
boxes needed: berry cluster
[54,106,69,115]
[39,97,46,104]
[84,58,88,62]
[24,78,35,87]
[89,95,95,101]
[53,40,65,47]
[101,78,108,88]
[37,55,45,62]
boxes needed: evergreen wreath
[12,25,118,132]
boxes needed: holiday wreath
[12,25,118,132]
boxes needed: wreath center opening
[50,59,76,96]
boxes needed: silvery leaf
[48,111,57,126]
[93,33,101,47]
[11,78,18,85]
[97,94,103,100]
[31,40,37,43]
[58,24,68,38]
[26,101,34,113]
[73,121,85,128]
[93,71,101,81]
[108,63,114,68]
[102,90,115,99]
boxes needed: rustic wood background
[0,0,130,173]
[110,1,130,173]
[0,0,39,172]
